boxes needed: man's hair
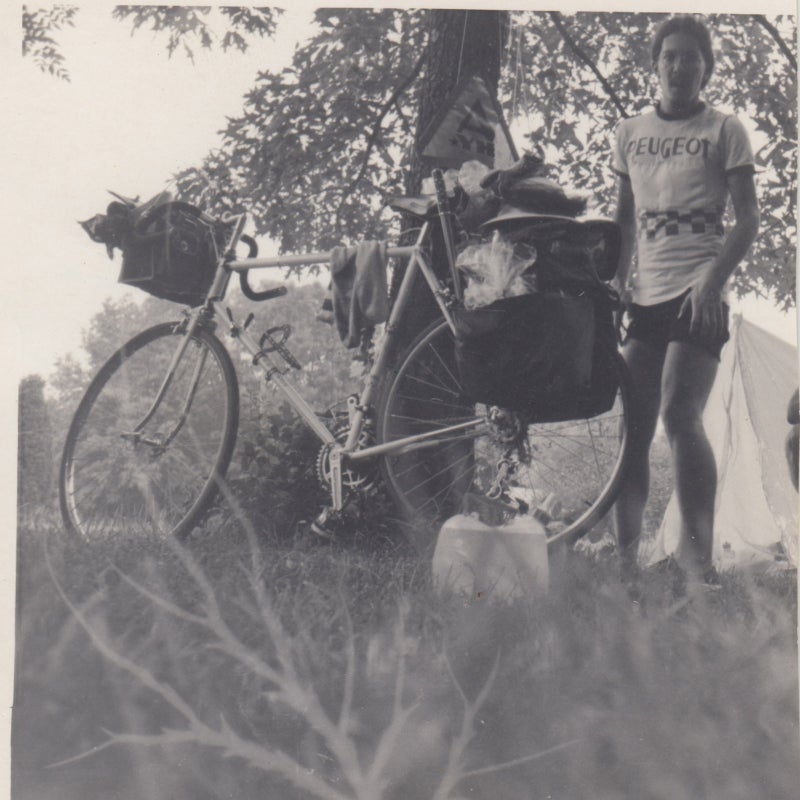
[651,15,715,81]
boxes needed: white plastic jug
[432,514,549,600]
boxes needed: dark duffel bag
[453,291,618,423]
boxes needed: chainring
[316,422,377,492]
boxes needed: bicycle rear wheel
[59,322,239,542]
[378,319,631,550]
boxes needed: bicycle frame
[170,215,484,511]
[64,198,632,546]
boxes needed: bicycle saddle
[386,194,439,219]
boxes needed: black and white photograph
[5,2,798,798]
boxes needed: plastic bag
[456,233,537,309]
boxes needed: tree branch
[334,44,429,229]
[365,610,420,788]
[52,726,353,800]
[49,541,367,798]
[548,12,629,120]
[753,15,797,72]
[337,581,357,734]
[165,537,366,793]
[460,737,585,778]
[432,651,500,800]
[114,567,210,627]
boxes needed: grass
[12,512,800,800]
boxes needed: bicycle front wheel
[378,319,631,550]
[59,322,239,542]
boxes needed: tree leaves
[21,5,78,81]
[176,8,426,252]
[506,12,796,307]
[111,5,280,59]
[18,374,55,510]
[21,9,797,305]
[174,10,795,305]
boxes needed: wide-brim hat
[480,205,580,229]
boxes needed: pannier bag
[454,291,618,423]
[80,192,222,306]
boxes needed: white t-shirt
[614,104,755,305]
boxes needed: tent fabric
[643,316,798,569]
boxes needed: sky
[3,6,311,385]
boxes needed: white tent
[644,316,798,570]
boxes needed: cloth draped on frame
[329,240,389,348]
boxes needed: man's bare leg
[614,338,665,575]
[660,340,719,574]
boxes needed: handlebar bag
[118,201,220,306]
[453,291,618,423]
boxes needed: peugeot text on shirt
[626,136,711,159]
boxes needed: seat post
[431,168,463,301]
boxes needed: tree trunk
[407,9,507,195]
[383,12,508,540]
[391,9,508,342]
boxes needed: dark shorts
[626,291,730,360]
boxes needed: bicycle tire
[378,318,632,551]
[59,322,239,542]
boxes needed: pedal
[256,325,301,371]
[310,507,339,539]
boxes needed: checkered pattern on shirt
[639,209,724,240]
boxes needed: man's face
[655,32,708,113]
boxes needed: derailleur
[486,406,531,464]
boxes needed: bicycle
[60,178,632,552]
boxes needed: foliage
[18,375,56,517]
[21,10,795,303]
[111,5,281,60]
[42,294,189,524]
[42,280,380,537]
[507,12,797,308]
[46,294,176,423]
[49,353,89,409]
[14,522,800,799]
[47,282,357,402]
[21,4,77,80]
[228,281,362,411]
[174,8,428,252]
[230,401,329,535]
[171,10,796,306]
[211,282,401,539]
